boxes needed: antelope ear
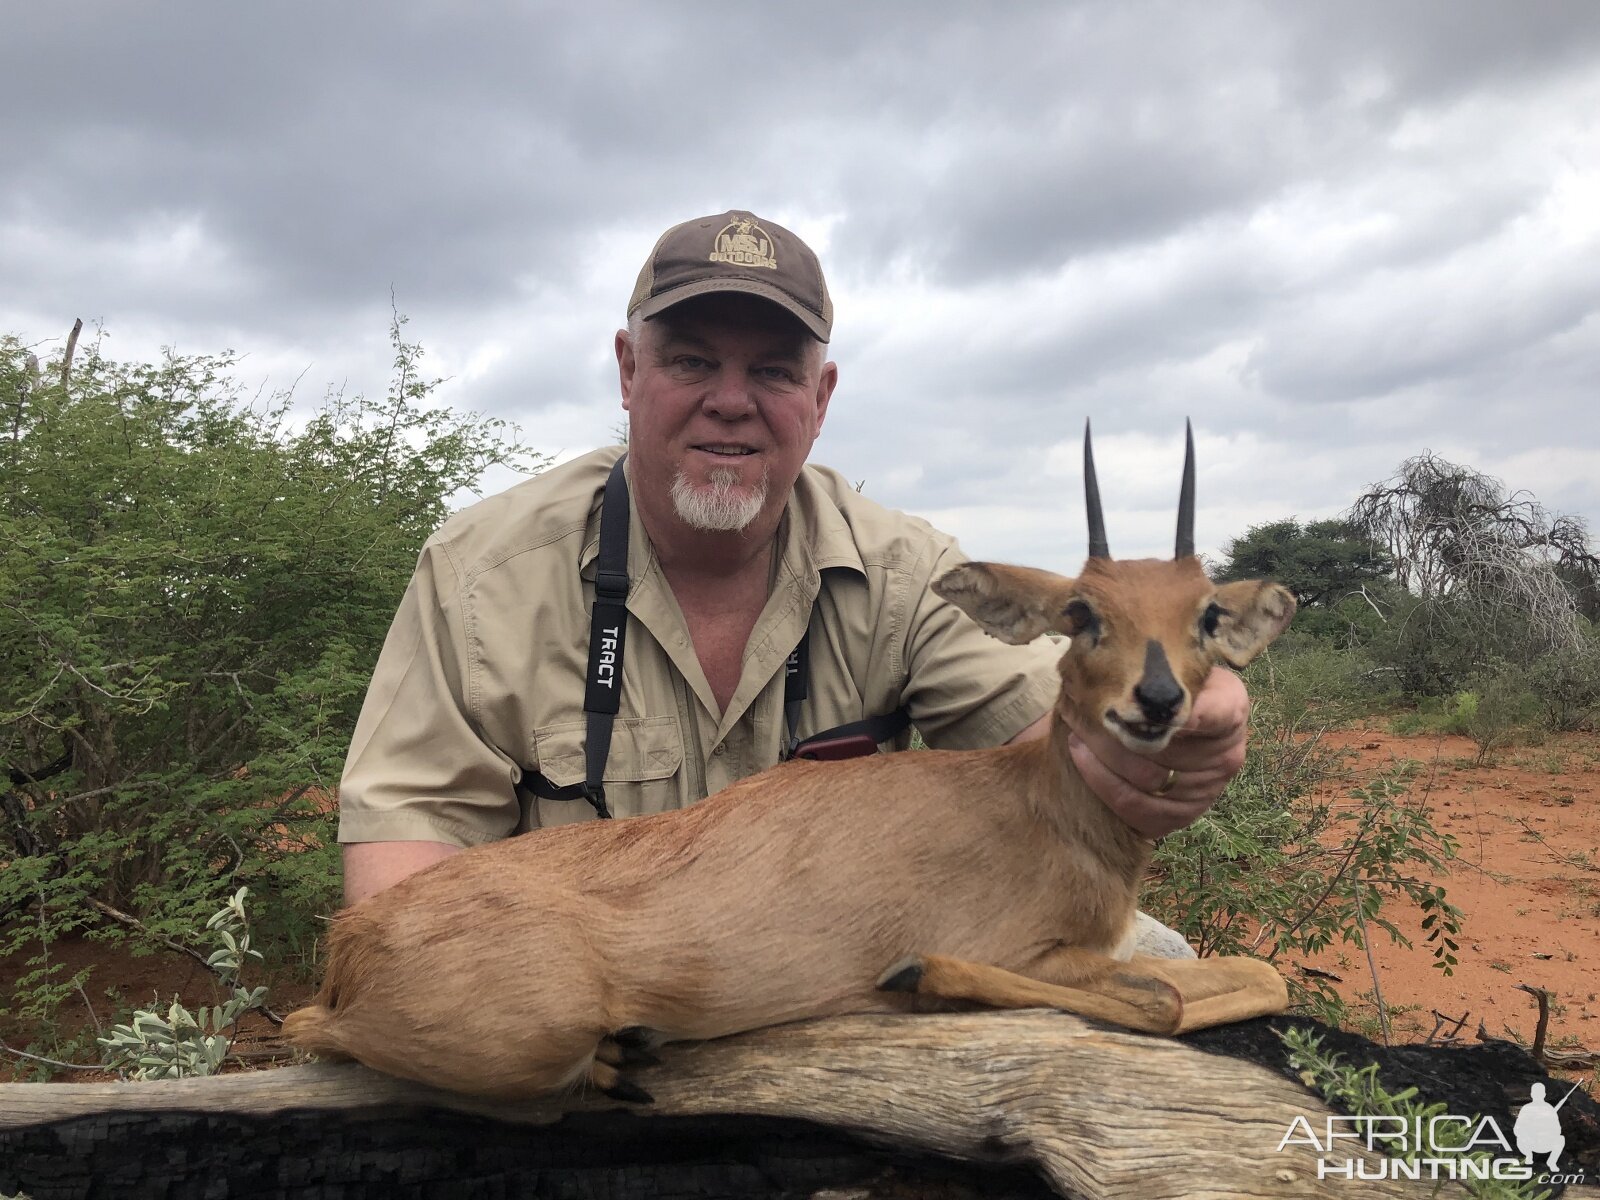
[934,562,1076,646]
[1210,581,1297,667]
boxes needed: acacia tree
[1215,518,1393,606]
[0,318,546,1027]
[1346,452,1598,698]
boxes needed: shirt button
[712,743,726,756]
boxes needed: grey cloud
[3,0,1598,548]
[1247,239,1600,405]
[826,2,1600,286]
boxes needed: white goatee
[671,467,768,532]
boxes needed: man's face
[617,294,837,533]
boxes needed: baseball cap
[627,210,832,342]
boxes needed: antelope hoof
[596,1036,662,1068]
[601,1077,655,1105]
[613,1043,660,1068]
[876,955,926,993]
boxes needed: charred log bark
[2,1011,1596,1199]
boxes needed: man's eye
[675,355,712,370]
[756,366,795,382]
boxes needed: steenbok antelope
[284,422,1296,1102]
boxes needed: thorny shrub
[0,318,543,1069]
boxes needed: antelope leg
[876,949,1287,1036]
[1132,953,1290,1033]
[877,950,1183,1034]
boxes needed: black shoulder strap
[780,618,910,761]
[781,633,808,756]
[521,454,630,818]
[521,453,914,816]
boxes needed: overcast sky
[4,1,1598,571]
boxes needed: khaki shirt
[337,446,1060,848]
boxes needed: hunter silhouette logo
[709,218,778,270]
[1516,1081,1578,1171]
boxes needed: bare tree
[1347,451,1596,660]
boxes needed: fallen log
[1,1011,1596,1199]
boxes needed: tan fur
[283,556,1296,1100]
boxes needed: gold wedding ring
[1153,768,1179,797]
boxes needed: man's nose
[701,369,756,418]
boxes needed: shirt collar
[787,463,869,578]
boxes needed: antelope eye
[1063,599,1098,637]
[1201,602,1225,637]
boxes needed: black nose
[1135,640,1184,724]
[1134,678,1182,724]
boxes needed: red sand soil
[4,728,1597,1090]
[1296,725,1599,1095]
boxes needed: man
[338,210,1249,912]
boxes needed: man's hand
[1065,667,1250,841]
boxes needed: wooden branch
[5,751,72,786]
[60,317,82,391]
[4,1010,1570,1199]
[1426,1009,1468,1046]
[1517,982,1553,1063]
[82,896,285,1024]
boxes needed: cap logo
[709,218,778,271]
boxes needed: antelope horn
[1175,419,1195,560]
[1084,419,1110,559]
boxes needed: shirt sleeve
[337,537,521,848]
[897,534,1062,750]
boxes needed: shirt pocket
[522,715,685,830]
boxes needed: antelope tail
[281,1005,354,1061]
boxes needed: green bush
[1360,584,1597,721]
[1523,629,1600,732]
[1459,664,1542,765]
[1387,664,1545,764]
[1445,689,1479,735]
[1387,694,1465,737]
[0,319,544,1066]
[1245,630,1392,730]
[97,888,269,1080]
[1362,592,1491,700]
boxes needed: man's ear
[934,562,1076,645]
[616,329,636,410]
[1210,580,1297,667]
[812,359,838,436]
